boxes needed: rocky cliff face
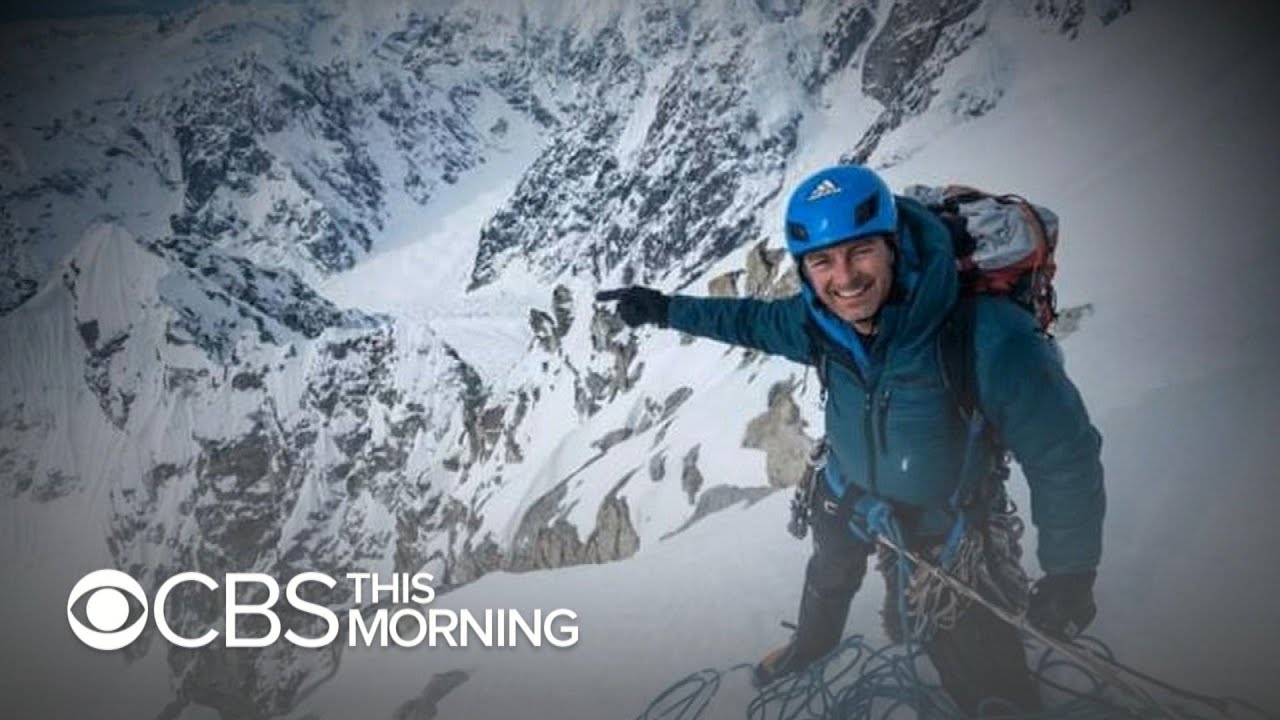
[0,0,1124,715]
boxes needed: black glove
[1027,571,1097,638]
[595,286,671,328]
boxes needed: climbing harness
[789,441,827,540]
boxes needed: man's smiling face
[801,235,895,334]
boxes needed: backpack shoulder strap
[803,315,831,394]
[938,295,1014,519]
[937,294,979,420]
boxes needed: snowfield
[1,1,1278,719]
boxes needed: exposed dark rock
[742,380,814,488]
[31,470,77,502]
[649,452,666,482]
[507,466,640,572]
[529,308,559,353]
[584,477,641,563]
[707,270,743,298]
[551,284,574,337]
[392,670,470,720]
[681,445,704,503]
[445,534,505,588]
[80,326,134,428]
[232,370,265,390]
[468,27,799,291]
[507,480,574,572]
[805,2,877,90]
[593,427,634,453]
[579,303,640,414]
[1095,0,1132,26]
[744,241,791,298]
[848,0,985,163]
[862,0,983,109]
[76,319,100,348]
[662,484,778,539]
[503,391,531,463]
[662,387,693,418]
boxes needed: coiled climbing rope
[635,528,1277,720]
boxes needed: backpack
[903,184,1061,334]
[910,184,1065,500]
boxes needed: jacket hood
[800,196,958,374]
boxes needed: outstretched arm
[668,294,814,364]
[595,287,814,365]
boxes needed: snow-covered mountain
[3,1,1279,719]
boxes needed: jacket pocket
[880,379,965,507]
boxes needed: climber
[595,164,1104,715]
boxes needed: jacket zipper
[876,388,892,455]
[817,335,884,496]
[863,391,877,495]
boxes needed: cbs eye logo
[67,569,149,650]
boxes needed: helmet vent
[854,193,879,227]
[787,222,809,242]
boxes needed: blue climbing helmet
[784,165,898,257]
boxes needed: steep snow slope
[287,365,1280,720]
[2,1,1278,719]
[284,2,1280,719]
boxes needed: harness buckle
[847,493,900,544]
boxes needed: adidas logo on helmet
[807,179,841,201]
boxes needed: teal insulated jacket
[666,198,1104,576]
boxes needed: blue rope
[637,629,1276,720]
[636,528,1276,720]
